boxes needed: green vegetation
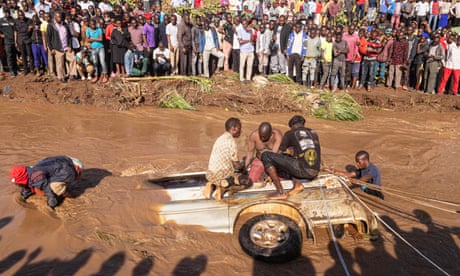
[312,91,363,121]
[159,91,195,110]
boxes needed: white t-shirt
[415,2,429,16]
[204,29,215,50]
[153,48,171,64]
[233,24,243,49]
[78,1,95,11]
[98,2,113,14]
[276,6,288,16]
[166,23,178,47]
[71,21,81,49]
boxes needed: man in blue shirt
[334,150,384,199]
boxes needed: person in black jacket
[46,12,77,83]
[15,10,34,75]
[9,156,84,209]
[270,15,292,74]
[0,7,19,77]
[111,19,130,76]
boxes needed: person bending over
[334,150,384,199]
[261,115,321,199]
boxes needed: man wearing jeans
[237,19,254,84]
[86,19,107,83]
[199,19,224,78]
[359,29,382,91]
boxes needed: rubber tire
[238,214,302,263]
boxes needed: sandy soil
[0,75,459,275]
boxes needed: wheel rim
[249,219,290,248]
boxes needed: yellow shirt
[40,21,48,33]
[321,41,333,62]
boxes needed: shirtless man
[245,122,283,183]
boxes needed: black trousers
[179,46,192,76]
[4,43,18,75]
[19,42,34,73]
[261,151,318,180]
[288,53,302,83]
[232,49,240,73]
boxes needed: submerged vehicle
[148,172,379,262]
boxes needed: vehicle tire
[332,224,345,239]
[238,214,302,263]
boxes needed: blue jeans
[91,47,107,76]
[429,15,438,30]
[32,43,48,67]
[360,60,376,87]
[124,50,134,76]
[373,61,386,84]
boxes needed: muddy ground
[0,74,459,275]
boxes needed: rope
[380,189,459,214]
[318,177,351,276]
[322,168,460,213]
[341,180,451,276]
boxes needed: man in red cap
[9,156,83,209]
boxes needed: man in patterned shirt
[205,117,246,200]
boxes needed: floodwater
[0,100,459,275]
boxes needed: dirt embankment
[2,73,460,114]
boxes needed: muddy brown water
[0,100,459,275]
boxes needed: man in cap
[261,115,321,199]
[142,12,155,75]
[9,156,84,209]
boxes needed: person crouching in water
[261,115,321,199]
[9,156,84,209]
[204,117,252,200]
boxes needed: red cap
[9,166,28,185]
[144,13,152,20]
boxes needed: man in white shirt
[238,19,254,83]
[78,0,95,11]
[166,15,179,74]
[286,23,307,83]
[415,0,429,26]
[98,0,113,14]
[450,0,460,26]
[276,1,288,16]
[153,41,171,76]
[256,23,272,74]
[35,0,50,13]
[232,16,242,72]
[437,35,460,95]
[200,19,224,78]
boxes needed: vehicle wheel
[238,214,302,263]
[332,224,345,239]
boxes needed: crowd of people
[1,0,460,94]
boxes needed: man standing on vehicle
[205,117,248,201]
[245,122,283,183]
[261,115,321,199]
